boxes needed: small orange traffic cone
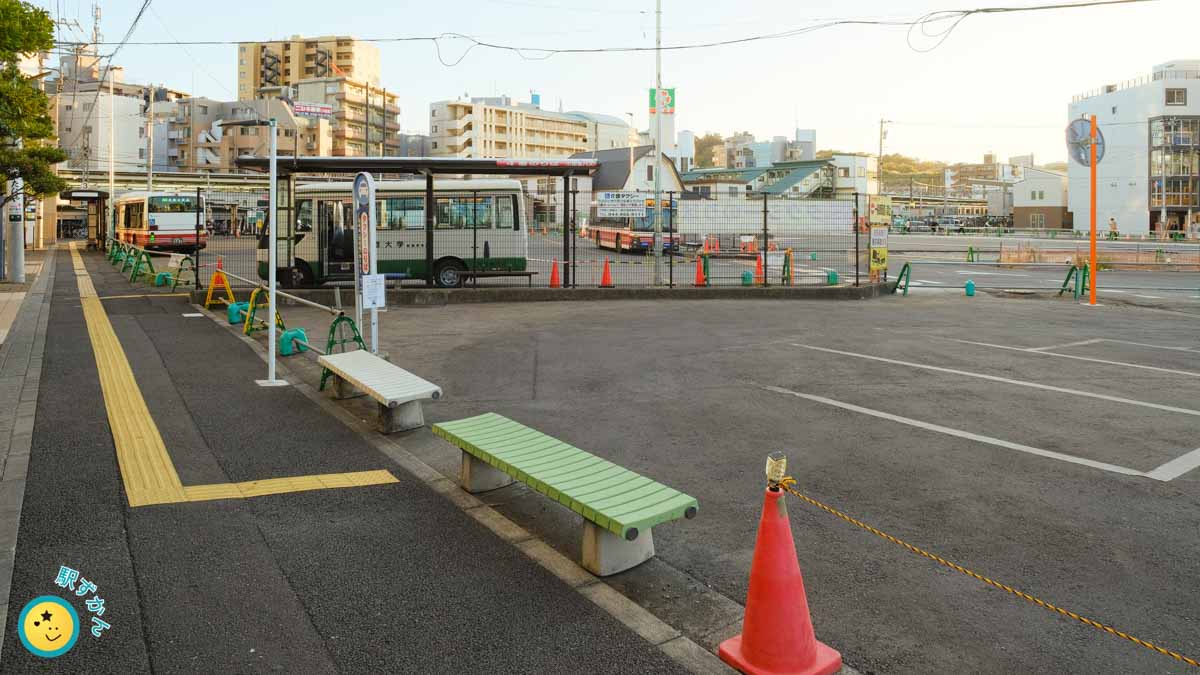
[693,256,707,287]
[754,253,765,285]
[713,236,720,254]
[703,237,710,254]
[549,258,561,288]
[599,258,614,288]
[719,488,842,675]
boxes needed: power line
[62,0,1157,66]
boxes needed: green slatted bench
[432,412,699,576]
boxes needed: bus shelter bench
[318,350,442,433]
[431,412,699,576]
[461,270,538,287]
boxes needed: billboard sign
[292,102,333,119]
[597,191,646,219]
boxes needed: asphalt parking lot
[272,290,1200,674]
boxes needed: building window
[727,186,737,197]
[138,149,145,159]
[138,127,145,138]
[857,167,866,177]
[646,164,654,181]
[837,167,849,178]
[1031,213,1045,228]
[431,125,437,133]
[431,109,437,117]
[431,141,437,149]
[1167,88,1187,106]
[199,105,208,115]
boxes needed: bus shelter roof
[235,156,599,177]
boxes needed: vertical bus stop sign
[353,172,380,352]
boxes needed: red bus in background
[590,198,680,253]
[114,191,207,251]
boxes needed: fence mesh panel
[197,182,867,289]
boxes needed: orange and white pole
[1089,114,1098,306]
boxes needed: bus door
[320,199,354,277]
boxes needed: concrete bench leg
[330,374,365,400]
[459,451,514,493]
[378,400,424,434]
[581,521,655,576]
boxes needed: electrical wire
[61,0,1157,65]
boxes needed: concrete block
[459,451,514,493]
[330,374,364,401]
[582,521,655,577]
[377,400,424,434]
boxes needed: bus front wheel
[434,259,467,288]
[290,260,315,287]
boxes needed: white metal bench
[317,350,442,433]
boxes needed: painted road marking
[1101,289,1128,294]
[948,338,1200,379]
[790,343,1200,417]
[759,385,1146,478]
[99,292,191,300]
[182,313,204,318]
[955,271,1029,277]
[1029,338,1105,352]
[1103,339,1200,354]
[916,279,944,285]
[1134,294,1164,299]
[1145,448,1200,481]
[70,244,398,507]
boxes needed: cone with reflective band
[718,487,842,675]
[599,258,614,288]
[549,258,561,288]
[754,253,765,285]
[693,256,707,287]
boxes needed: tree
[0,0,66,210]
[693,132,723,168]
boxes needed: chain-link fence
[194,182,867,289]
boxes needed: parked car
[905,218,932,232]
[933,217,966,234]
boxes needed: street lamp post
[221,117,284,386]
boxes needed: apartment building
[430,96,602,159]
[237,35,380,99]
[712,131,815,169]
[293,78,399,156]
[1069,60,1200,235]
[159,97,332,172]
[55,92,146,173]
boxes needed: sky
[34,0,1197,164]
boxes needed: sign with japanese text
[354,173,377,277]
[292,102,333,119]
[869,226,888,272]
[597,191,646,219]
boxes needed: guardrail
[891,260,1073,296]
[106,238,197,291]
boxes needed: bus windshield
[148,196,200,213]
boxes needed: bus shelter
[235,156,598,287]
[59,189,109,249]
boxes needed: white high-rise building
[1068,60,1200,235]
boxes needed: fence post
[762,192,769,287]
[195,187,203,290]
[667,190,674,288]
[562,175,571,288]
[471,190,478,272]
[854,192,860,287]
[571,189,578,288]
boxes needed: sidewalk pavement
[0,250,46,346]
[0,246,696,673]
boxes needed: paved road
[0,247,692,674]
[267,292,1200,674]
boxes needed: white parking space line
[955,271,1029,277]
[1134,294,1164,299]
[759,385,1146,478]
[1146,448,1200,481]
[1103,339,1200,354]
[947,338,1200,379]
[791,343,1200,417]
[1029,338,1105,352]
[1101,289,1129,294]
[916,279,944,285]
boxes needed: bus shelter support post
[195,187,203,290]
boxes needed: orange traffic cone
[599,258,614,288]
[693,256,707,287]
[712,236,720,254]
[754,253,765,285]
[703,237,710,255]
[719,488,842,675]
[549,258,561,288]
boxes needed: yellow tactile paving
[72,244,187,507]
[70,243,399,507]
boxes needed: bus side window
[296,200,313,232]
[498,195,517,231]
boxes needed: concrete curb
[191,282,894,307]
[194,303,740,675]
[0,248,56,663]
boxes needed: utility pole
[877,118,890,195]
[108,62,115,242]
[652,0,663,286]
[146,86,155,192]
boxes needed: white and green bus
[261,179,528,287]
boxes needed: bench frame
[455,440,688,576]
